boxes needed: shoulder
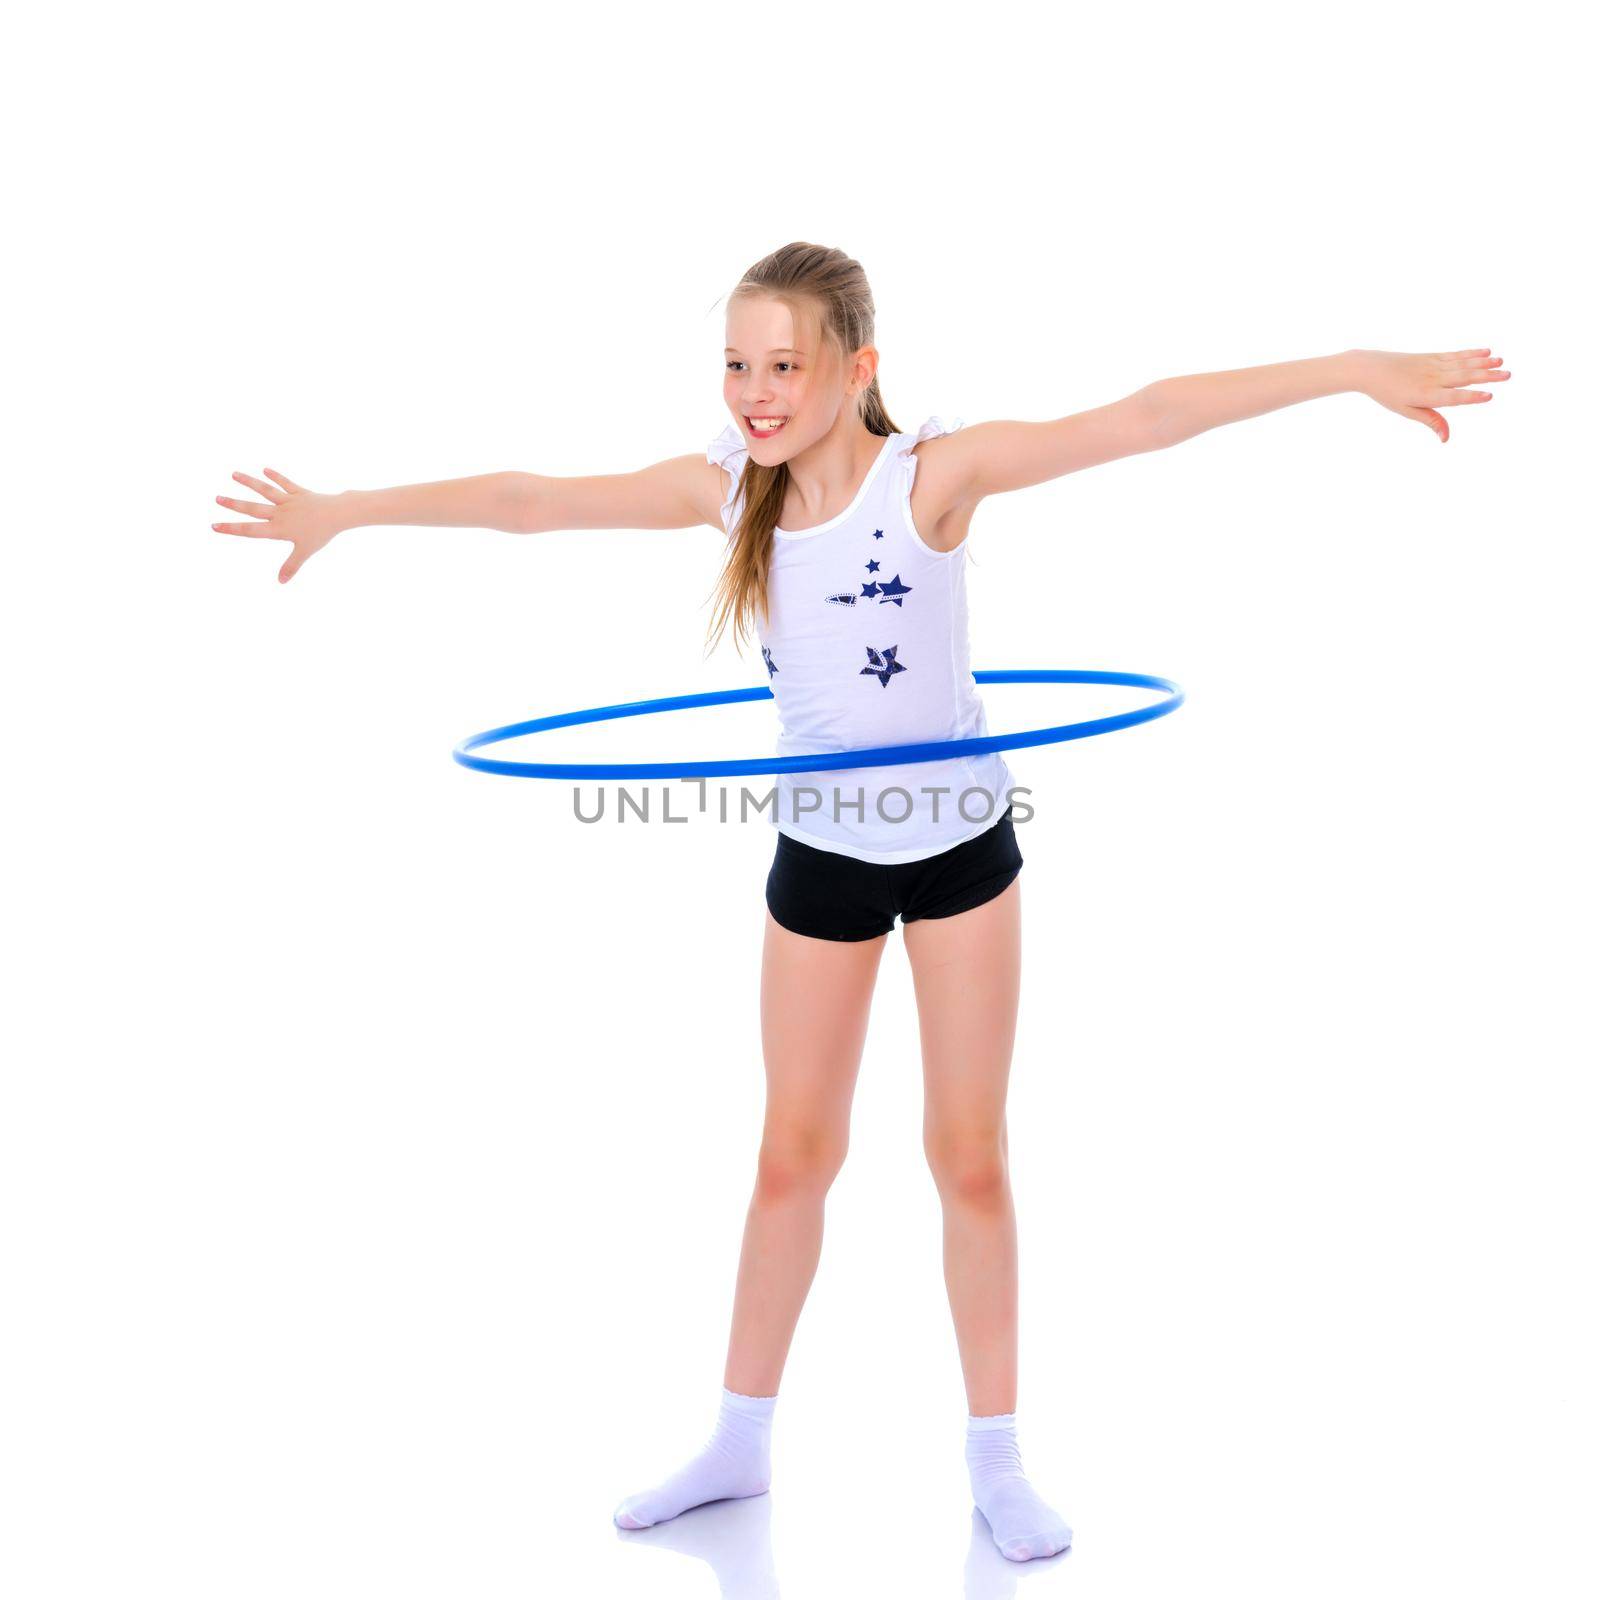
[705,421,749,536]
[708,421,748,479]
[896,416,978,550]
[895,415,966,480]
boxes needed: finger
[263,467,308,495]
[1436,389,1493,406]
[215,493,274,519]
[1408,406,1448,442]
[232,470,286,503]
[278,547,307,583]
[1439,364,1510,386]
[213,520,284,538]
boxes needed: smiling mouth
[745,416,790,436]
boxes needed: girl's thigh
[901,875,1023,1141]
[759,908,888,1141]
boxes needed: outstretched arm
[1139,347,1508,449]
[938,346,1510,505]
[212,455,722,584]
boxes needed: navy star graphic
[859,580,880,600]
[762,645,778,677]
[865,558,880,573]
[871,527,885,539]
[875,573,913,606]
[859,644,906,687]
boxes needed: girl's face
[723,295,841,462]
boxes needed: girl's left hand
[1355,348,1511,443]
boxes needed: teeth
[750,417,788,431]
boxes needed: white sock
[966,1411,1073,1562]
[614,1388,777,1530]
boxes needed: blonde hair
[705,242,899,658]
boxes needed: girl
[212,241,1507,1564]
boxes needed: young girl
[212,241,1507,1564]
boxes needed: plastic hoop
[451,669,1183,782]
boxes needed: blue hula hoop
[452,668,1183,782]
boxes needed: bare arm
[1136,349,1367,449]
[502,455,721,534]
[339,471,529,533]
[921,346,1509,509]
[213,454,725,583]
[1139,346,1508,446]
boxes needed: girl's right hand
[212,468,346,584]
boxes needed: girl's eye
[725,361,795,374]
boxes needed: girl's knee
[756,1127,848,1199]
[923,1130,1009,1205]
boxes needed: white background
[4,3,1595,1597]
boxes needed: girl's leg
[903,876,1023,1416]
[614,909,887,1529]
[724,909,888,1393]
[904,875,1071,1562]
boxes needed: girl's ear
[857,346,880,400]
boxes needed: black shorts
[765,806,1023,942]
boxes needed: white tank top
[707,415,1019,865]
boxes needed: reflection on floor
[613,1490,1072,1598]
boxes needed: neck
[781,420,882,524]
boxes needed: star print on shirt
[762,645,778,676]
[872,528,885,539]
[875,574,913,606]
[860,644,906,687]
[865,559,880,573]
[859,581,880,600]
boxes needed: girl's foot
[613,1388,776,1530]
[966,1412,1073,1563]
